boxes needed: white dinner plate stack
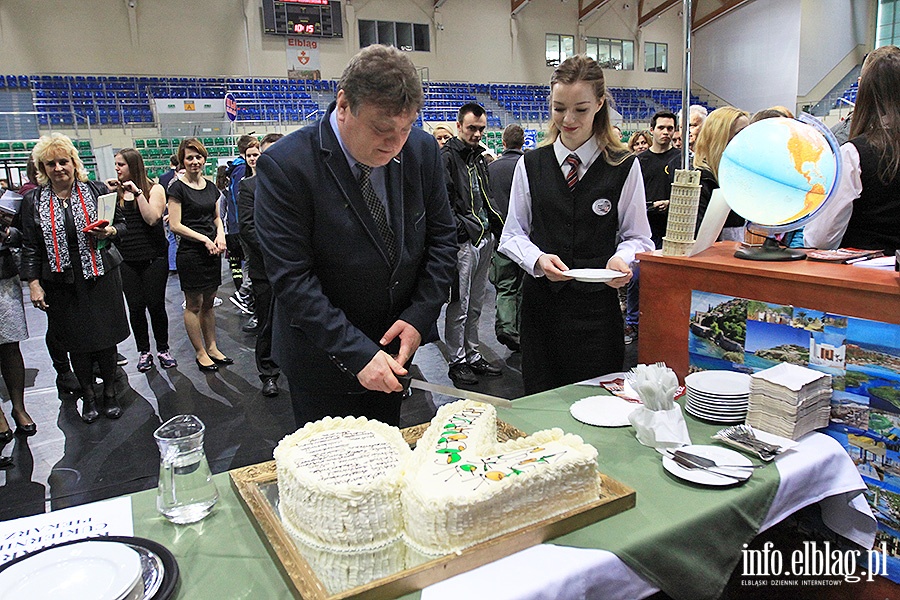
[684,370,751,424]
[746,362,832,440]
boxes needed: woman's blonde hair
[545,55,629,165]
[693,106,750,180]
[31,133,89,186]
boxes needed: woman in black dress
[167,138,231,371]
[108,149,176,372]
[21,133,130,423]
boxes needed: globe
[717,115,842,260]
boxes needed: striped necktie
[356,163,397,264]
[564,153,580,190]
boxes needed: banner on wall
[287,37,321,79]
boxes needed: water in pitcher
[154,415,218,524]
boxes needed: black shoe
[469,358,502,376]
[496,332,521,352]
[102,394,122,419]
[116,353,128,366]
[242,315,259,334]
[448,363,479,385]
[0,456,11,468]
[0,429,12,444]
[210,355,234,365]
[196,358,218,372]
[262,377,279,397]
[56,371,82,395]
[229,292,254,315]
[13,419,36,437]
[81,397,100,424]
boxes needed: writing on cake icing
[433,407,567,489]
[295,430,399,485]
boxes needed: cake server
[398,375,513,408]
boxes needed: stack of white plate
[684,370,751,424]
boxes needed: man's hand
[357,350,406,393]
[537,253,571,281]
[604,255,633,289]
[380,319,422,368]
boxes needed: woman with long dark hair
[499,55,654,394]
[805,45,900,254]
[108,149,175,372]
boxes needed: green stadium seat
[135,139,145,148]
[0,143,9,152]
[11,142,24,151]
[26,141,36,150]
[146,139,157,148]
[158,138,170,148]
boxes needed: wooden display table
[637,242,900,382]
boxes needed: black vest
[524,145,631,293]
[843,137,900,254]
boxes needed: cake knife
[398,375,513,408]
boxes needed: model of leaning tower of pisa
[662,169,702,256]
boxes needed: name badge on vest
[592,198,612,216]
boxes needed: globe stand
[734,236,807,261]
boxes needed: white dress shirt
[803,142,863,250]
[499,136,654,277]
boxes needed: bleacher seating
[6,73,714,137]
[834,81,858,108]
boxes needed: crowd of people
[1,45,898,460]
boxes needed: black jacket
[237,175,266,281]
[20,181,126,283]
[442,137,503,243]
[255,104,458,393]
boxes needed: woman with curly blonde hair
[21,133,129,423]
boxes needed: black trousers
[251,277,279,380]
[520,277,625,395]
[288,386,403,428]
[120,257,170,353]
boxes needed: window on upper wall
[586,37,635,70]
[878,0,900,46]
[645,41,668,73]
[546,34,575,67]
[359,20,430,51]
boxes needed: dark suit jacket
[487,148,524,220]
[237,175,265,281]
[255,106,458,394]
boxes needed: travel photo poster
[688,290,900,581]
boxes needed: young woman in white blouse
[499,55,654,394]
[804,45,900,255]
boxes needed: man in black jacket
[237,132,283,397]
[255,45,457,427]
[442,103,504,385]
[487,124,525,352]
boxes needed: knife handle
[397,374,412,393]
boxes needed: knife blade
[674,450,763,470]
[398,375,513,408]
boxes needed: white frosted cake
[402,400,602,555]
[275,401,602,559]
[274,416,412,551]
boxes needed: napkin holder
[629,404,692,451]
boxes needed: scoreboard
[262,0,343,38]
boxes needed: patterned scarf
[38,181,104,279]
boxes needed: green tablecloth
[132,385,780,600]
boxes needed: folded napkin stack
[746,362,832,440]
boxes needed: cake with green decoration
[401,400,602,555]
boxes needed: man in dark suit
[238,132,283,398]
[255,45,458,427]
[487,124,525,352]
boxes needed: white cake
[275,401,602,559]
[274,416,412,551]
[401,400,602,555]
